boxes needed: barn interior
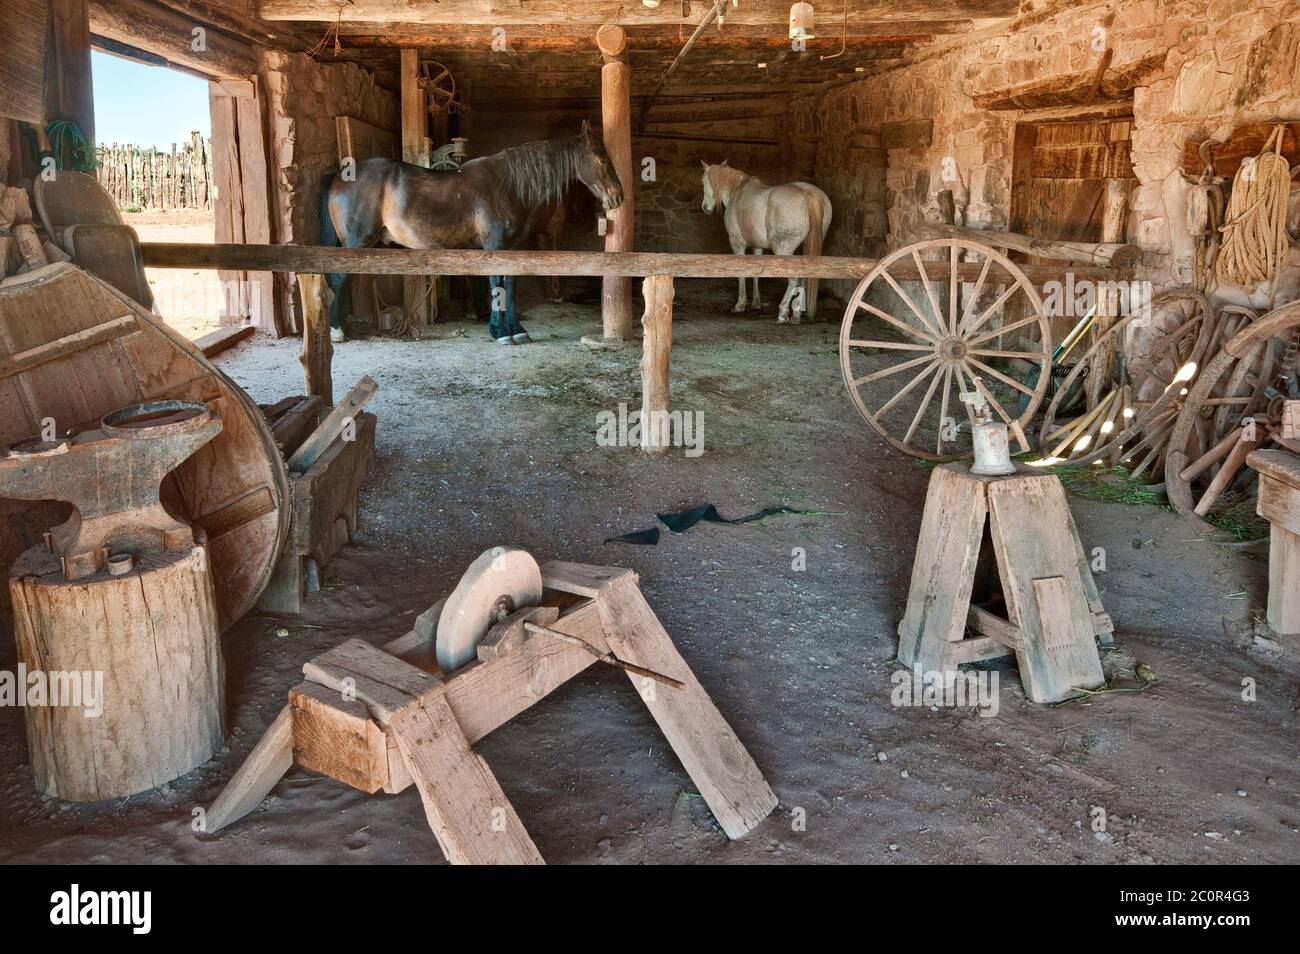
[1,0,1299,866]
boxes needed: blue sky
[92,51,212,149]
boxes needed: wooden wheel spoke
[963,282,1021,340]
[904,363,946,445]
[966,357,1035,397]
[846,339,934,352]
[912,250,947,336]
[969,348,1041,360]
[967,311,1040,349]
[948,245,960,336]
[879,271,944,341]
[852,352,936,387]
[960,364,1014,426]
[936,365,954,455]
[855,300,939,345]
[875,359,940,420]
[955,256,993,336]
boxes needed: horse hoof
[496,336,516,346]
[732,303,747,314]
[512,333,531,344]
[330,328,345,343]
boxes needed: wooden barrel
[9,541,225,800]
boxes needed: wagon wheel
[1165,300,1300,534]
[420,60,461,115]
[1038,290,1215,484]
[839,239,1052,461]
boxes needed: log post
[400,49,432,330]
[598,24,634,342]
[48,0,96,156]
[10,543,226,800]
[297,273,334,404]
[640,274,673,455]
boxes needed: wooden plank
[986,475,1105,703]
[89,0,258,78]
[335,115,398,164]
[390,689,544,865]
[194,324,254,358]
[285,374,378,473]
[0,314,136,380]
[1259,474,1300,538]
[967,604,1022,650]
[290,681,388,794]
[898,465,989,671]
[0,0,50,126]
[235,86,279,335]
[208,90,246,322]
[1267,526,1300,637]
[596,579,777,840]
[138,244,1131,283]
[205,705,292,833]
[303,637,442,724]
[540,560,637,598]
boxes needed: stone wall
[260,51,398,249]
[783,0,1300,287]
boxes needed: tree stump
[9,542,226,801]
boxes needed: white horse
[700,161,832,323]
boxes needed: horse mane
[493,135,587,207]
[707,164,754,203]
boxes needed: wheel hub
[939,337,969,362]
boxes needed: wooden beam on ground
[89,0,258,79]
[140,244,1131,283]
[194,323,254,358]
[639,274,672,455]
[599,24,634,342]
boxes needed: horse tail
[802,190,826,319]
[319,172,340,247]
[318,171,346,331]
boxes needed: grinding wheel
[436,547,544,672]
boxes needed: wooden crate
[258,397,377,613]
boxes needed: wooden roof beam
[258,0,1016,25]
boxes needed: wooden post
[297,273,333,404]
[400,49,432,330]
[47,0,96,155]
[598,25,634,342]
[640,274,673,455]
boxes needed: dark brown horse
[323,121,624,343]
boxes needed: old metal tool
[0,399,222,579]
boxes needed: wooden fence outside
[95,133,214,211]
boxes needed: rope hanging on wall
[1212,124,1292,291]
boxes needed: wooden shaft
[296,273,333,404]
[50,0,96,147]
[400,49,432,328]
[523,621,685,689]
[640,275,673,455]
[911,222,1140,268]
[601,55,635,340]
[139,243,1131,283]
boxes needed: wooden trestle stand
[897,463,1111,704]
[205,560,777,863]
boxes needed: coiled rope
[1212,124,1292,290]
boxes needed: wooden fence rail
[138,243,1128,283]
[96,135,214,211]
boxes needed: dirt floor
[128,208,224,341]
[1,278,1298,864]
